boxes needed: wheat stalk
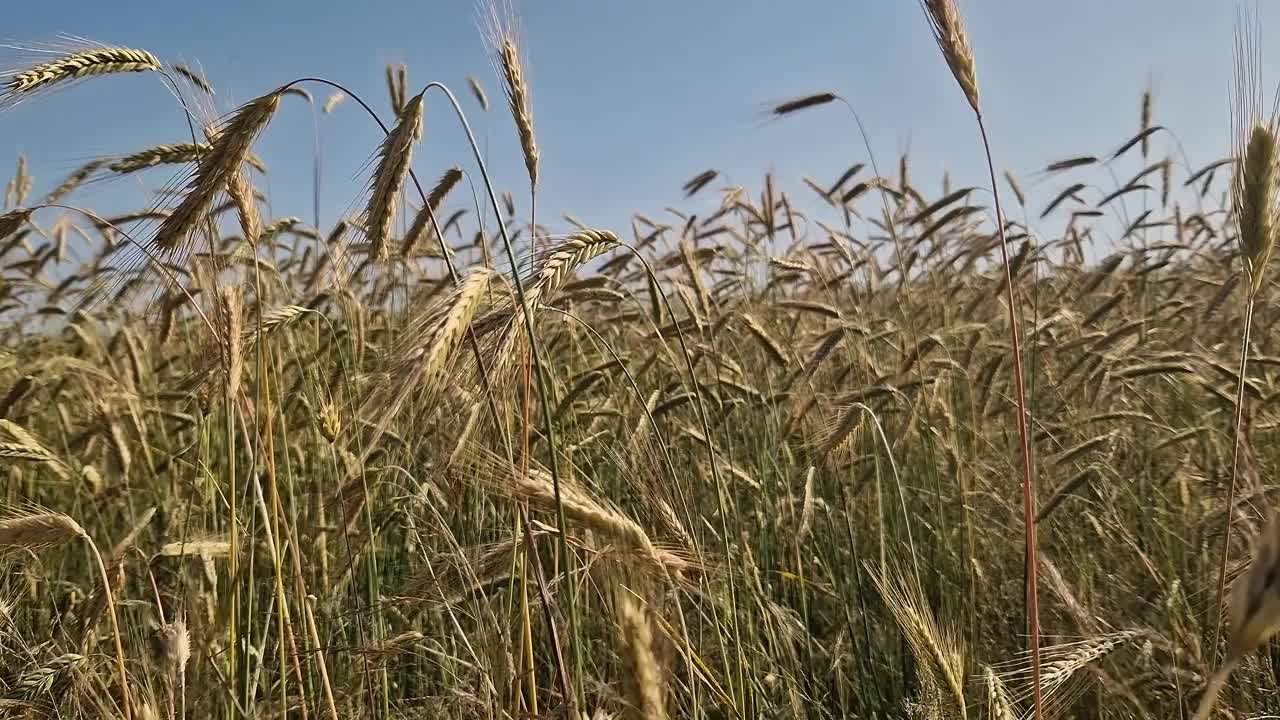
[1212,12,1280,669]
[918,3,1042,716]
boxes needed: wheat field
[0,4,1276,720]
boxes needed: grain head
[920,0,981,114]
[364,91,424,261]
[1,44,160,106]
[485,1,539,188]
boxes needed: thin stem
[1212,294,1257,660]
[84,536,132,720]
[976,112,1042,720]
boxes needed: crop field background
[0,2,1277,719]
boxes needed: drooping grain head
[364,92,424,261]
[156,620,190,675]
[0,511,84,552]
[531,229,620,297]
[1,45,161,105]
[403,167,464,257]
[44,160,104,204]
[154,90,281,257]
[363,267,494,428]
[616,595,666,720]
[772,92,838,117]
[173,64,213,95]
[466,74,489,111]
[1140,87,1153,158]
[920,0,980,114]
[385,63,408,116]
[322,91,345,113]
[227,167,261,247]
[0,208,32,238]
[108,143,265,176]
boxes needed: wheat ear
[221,287,244,398]
[0,511,132,719]
[154,90,281,255]
[403,167,463,258]
[921,0,979,113]
[364,92,424,260]
[3,46,160,99]
[617,595,666,720]
[919,2,1042,716]
[486,5,539,187]
[107,143,265,176]
[1213,12,1280,664]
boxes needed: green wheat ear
[1236,123,1279,295]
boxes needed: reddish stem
[977,113,1042,720]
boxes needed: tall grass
[0,8,1275,720]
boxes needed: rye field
[0,3,1277,719]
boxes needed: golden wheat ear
[0,42,161,108]
[363,91,424,261]
[403,167,464,258]
[484,0,539,188]
[920,0,980,113]
[615,594,666,720]
[152,90,282,257]
[1231,14,1280,296]
[466,74,489,110]
[1212,10,1280,674]
[0,510,83,552]
[1234,123,1279,295]
[0,509,134,717]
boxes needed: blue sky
[0,1,1272,253]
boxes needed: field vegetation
[0,2,1277,719]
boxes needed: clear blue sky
[0,1,1271,249]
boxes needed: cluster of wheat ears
[2,1,1280,719]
